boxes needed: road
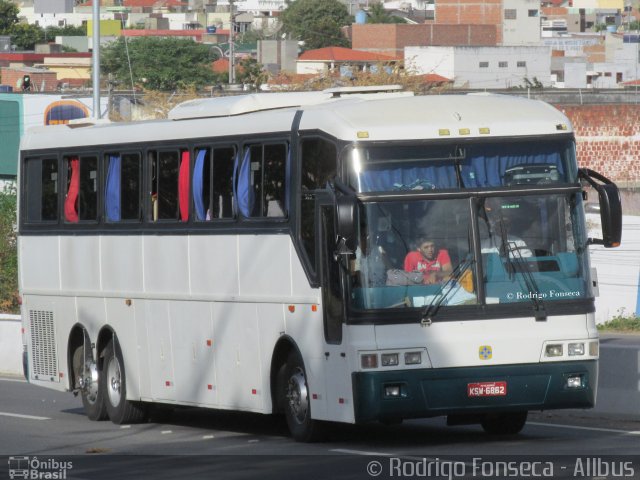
[0,334,638,480]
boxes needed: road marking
[120,425,131,429]
[331,448,393,456]
[161,430,172,434]
[202,435,215,440]
[0,411,50,421]
[529,422,640,435]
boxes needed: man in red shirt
[404,238,453,285]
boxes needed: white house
[406,46,552,89]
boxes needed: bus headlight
[589,341,599,357]
[381,353,399,367]
[568,343,585,356]
[404,352,422,365]
[545,344,563,357]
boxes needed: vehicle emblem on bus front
[479,345,493,360]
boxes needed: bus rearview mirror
[336,196,357,253]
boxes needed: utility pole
[228,0,236,84]
[92,0,101,119]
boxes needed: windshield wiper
[421,256,475,326]
[502,237,547,322]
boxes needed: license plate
[467,381,507,397]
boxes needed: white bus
[18,87,622,441]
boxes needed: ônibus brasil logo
[8,456,72,479]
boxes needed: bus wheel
[72,346,107,421]
[282,351,324,442]
[101,339,147,425]
[481,411,528,435]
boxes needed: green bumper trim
[352,361,597,423]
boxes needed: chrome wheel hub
[106,356,122,407]
[286,368,308,424]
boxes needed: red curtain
[64,157,79,223]
[178,151,190,222]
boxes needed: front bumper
[353,360,597,423]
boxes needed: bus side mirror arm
[578,169,622,248]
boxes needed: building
[296,47,398,76]
[406,45,552,89]
[502,0,542,45]
[258,40,298,74]
[351,23,497,58]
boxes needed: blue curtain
[105,155,121,221]
[234,148,253,217]
[193,149,207,221]
[460,143,564,188]
[357,143,565,192]
[359,163,457,192]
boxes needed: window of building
[517,61,527,68]
[505,9,517,20]
[499,61,508,68]
[479,61,489,68]
[528,9,538,17]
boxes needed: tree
[236,57,267,89]
[10,23,43,50]
[43,24,86,41]
[101,37,216,91]
[366,2,406,24]
[0,0,19,34]
[280,0,351,50]
[0,183,18,314]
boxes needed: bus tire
[72,345,107,421]
[282,351,325,442]
[481,411,528,435]
[101,339,147,425]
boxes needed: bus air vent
[29,310,59,382]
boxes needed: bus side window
[263,144,287,217]
[193,146,236,221]
[63,156,79,222]
[212,146,235,219]
[299,138,338,271]
[105,153,142,222]
[149,150,181,221]
[63,155,97,223]
[79,156,98,221]
[25,157,58,223]
[238,143,287,218]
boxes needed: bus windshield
[348,138,576,192]
[348,192,591,312]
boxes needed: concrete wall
[0,315,22,377]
